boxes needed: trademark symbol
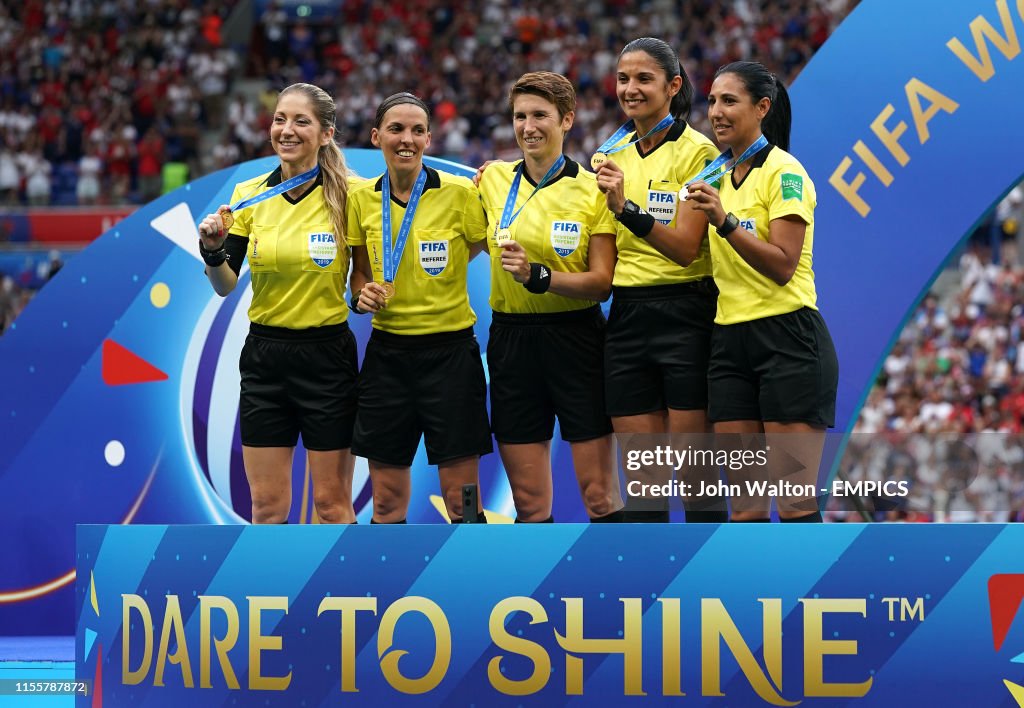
[881,597,925,622]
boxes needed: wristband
[614,199,656,238]
[349,290,363,314]
[524,262,552,294]
[198,240,227,267]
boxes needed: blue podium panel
[76,524,1024,707]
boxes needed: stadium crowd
[840,185,1024,522]
[0,0,855,206]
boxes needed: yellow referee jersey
[226,168,349,329]
[608,119,718,287]
[710,145,818,325]
[478,158,615,314]
[346,166,487,335]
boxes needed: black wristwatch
[716,212,740,238]
[616,199,641,221]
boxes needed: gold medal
[381,282,395,300]
[495,227,512,244]
[590,152,607,171]
[218,206,234,231]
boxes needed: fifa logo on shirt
[308,232,337,268]
[740,217,757,235]
[550,220,581,257]
[647,190,677,225]
[419,239,449,276]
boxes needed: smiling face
[371,103,431,175]
[512,92,572,163]
[270,91,332,171]
[616,50,680,126]
[707,72,770,150]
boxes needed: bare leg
[669,408,727,521]
[369,461,411,523]
[568,434,622,518]
[437,455,481,522]
[498,441,553,522]
[715,420,769,521]
[764,421,825,521]
[307,448,356,523]
[242,446,294,524]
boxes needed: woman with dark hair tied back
[592,37,726,523]
[347,92,493,524]
[684,61,839,523]
[197,83,357,524]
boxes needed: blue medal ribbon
[229,164,321,213]
[683,134,769,192]
[594,113,676,158]
[381,167,429,286]
[498,155,566,232]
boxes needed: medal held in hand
[217,205,234,232]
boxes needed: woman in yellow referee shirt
[478,72,624,523]
[347,92,492,524]
[197,83,357,524]
[592,37,726,523]
[685,61,839,523]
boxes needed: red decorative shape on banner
[989,574,1024,652]
[101,339,167,386]
[93,642,102,707]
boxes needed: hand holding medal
[358,282,389,313]
[197,204,231,250]
[195,165,321,252]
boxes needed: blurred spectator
[76,141,103,205]
[136,126,166,202]
[22,146,51,206]
[0,136,18,205]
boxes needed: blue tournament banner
[790,0,1024,428]
[76,524,1024,706]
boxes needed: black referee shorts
[239,322,358,450]
[708,307,838,427]
[488,305,613,444]
[604,280,717,416]
[352,327,493,467]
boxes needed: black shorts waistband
[369,326,475,348]
[491,304,602,327]
[249,321,350,342]
[612,279,717,301]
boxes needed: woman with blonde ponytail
[197,83,358,525]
